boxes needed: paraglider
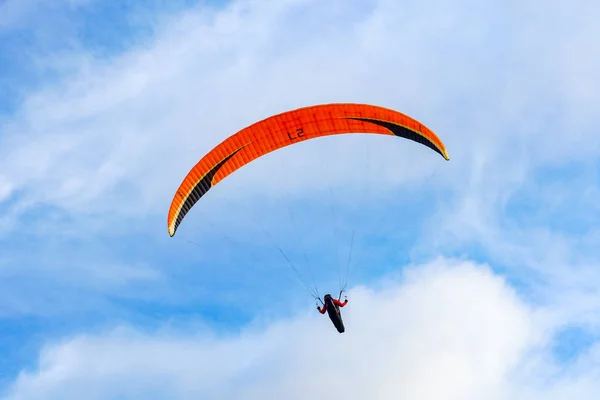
[167,102,449,238]
[166,102,450,333]
[318,293,348,333]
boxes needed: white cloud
[1,0,596,239]
[0,0,595,312]
[6,259,572,400]
[1,0,599,397]
[0,1,542,219]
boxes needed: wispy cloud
[0,0,599,397]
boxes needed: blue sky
[1,0,600,398]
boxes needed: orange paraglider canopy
[167,103,449,237]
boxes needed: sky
[0,0,599,398]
